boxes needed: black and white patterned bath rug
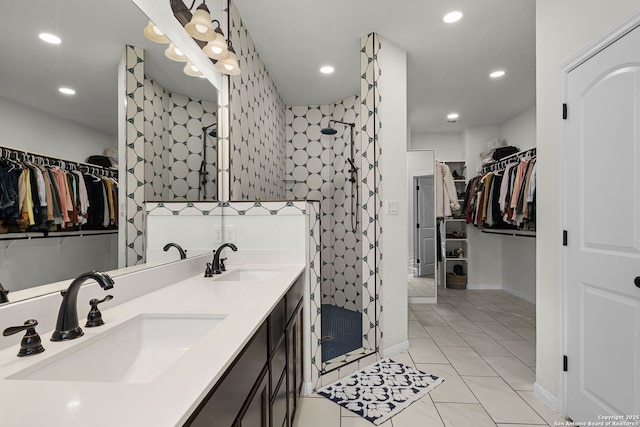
[317,358,444,425]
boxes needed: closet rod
[481,147,536,174]
[0,146,117,178]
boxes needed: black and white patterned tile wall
[285,96,363,314]
[125,45,146,266]
[143,78,217,201]
[228,2,287,200]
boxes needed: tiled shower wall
[228,2,287,200]
[286,96,363,313]
[143,78,217,201]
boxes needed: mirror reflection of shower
[199,123,217,199]
[321,120,358,232]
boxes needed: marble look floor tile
[416,363,478,403]
[341,416,393,426]
[391,395,444,427]
[462,376,545,424]
[408,310,417,321]
[414,311,449,326]
[434,402,497,427]
[458,331,512,356]
[408,338,450,364]
[293,396,341,427]
[496,424,548,427]
[425,326,468,347]
[456,307,497,322]
[432,304,464,318]
[409,303,435,313]
[511,327,536,344]
[499,340,536,367]
[440,346,498,376]
[476,321,525,341]
[517,391,568,425]
[409,321,431,339]
[483,356,536,391]
[390,351,416,368]
[444,317,484,334]
[501,304,535,317]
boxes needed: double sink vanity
[0,254,305,427]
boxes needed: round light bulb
[490,70,506,78]
[59,87,76,95]
[39,33,61,44]
[320,66,335,74]
[443,11,463,23]
[447,113,459,120]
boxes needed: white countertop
[0,263,304,427]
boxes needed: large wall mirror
[0,0,222,303]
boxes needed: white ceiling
[0,0,217,136]
[233,0,535,133]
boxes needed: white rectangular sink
[216,269,280,282]
[9,313,227,384]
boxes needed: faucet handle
[204,262,213,278]
[85,295,113,328]
[220,258,227,272]
[3,319,45,357]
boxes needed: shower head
[320,127,338,135]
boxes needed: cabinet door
[286,306,304,425]
[236,369,269,427]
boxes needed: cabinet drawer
[269,298,286,351]
[271,372,287,427]
[186,323,268,427]
[270,335,286,399]
[285,276,303,322]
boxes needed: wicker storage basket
[446,272,467,289]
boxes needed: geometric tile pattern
[285,96,362,312]
[307,200,323,389]
[125,45,146,266]
[143,78,217,201]
[359,33,382,356]
[146,200,306,217]
[228,2,287,201]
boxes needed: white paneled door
[565,24,640,422]
[415,175,435,276]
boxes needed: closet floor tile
[499,340,536,366]
[476,321,525,341]
[458,331,513,356]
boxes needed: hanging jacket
[436,162,460,217]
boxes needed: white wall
[499,106,536,303]
[0,96,114,162]
[536,0,639,403]
[464,125,503,288]
[379,38,409,355]
[411,131,465,160]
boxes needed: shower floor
[321,304,362,362]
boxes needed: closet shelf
[445,257,467,261]
[0,229,117,241]
[482,229,536,238]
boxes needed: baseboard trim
[534,382,558,413]
[301,381,314,396]
[382,340,410,358]
[466,283,502,290]
[502,286,536,305]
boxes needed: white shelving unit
[443,161,468,287]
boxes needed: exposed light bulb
[443,11,463,23]
[39,33,61,44]
[195,24,208,34]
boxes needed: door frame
[409,171,437,304]
[558,10,640,418]
[413,174,435,277]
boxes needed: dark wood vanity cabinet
[184,275,304,427]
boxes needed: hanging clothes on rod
[0,146,118,234]
[461,148,536,231]
[435,161,461,218]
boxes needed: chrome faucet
[211,243,238,274]
[163,242,187,259]
[51,271,114,342]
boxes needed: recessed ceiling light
[490,70,506,78]
[443,11,463,24]
[59,87,76,95]
[320,66,335,74]
[39,33,61,44]
[447,113,459,121]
